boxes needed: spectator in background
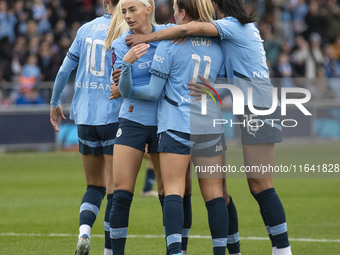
[38,40,57,81]
[0,37,12,81]
[13,0,25,18]
[15,82,45,105]
[0,68,10,106]
[291,0,309,35]
[45,0,65,28]
[25,20,39,40]
[324,44,340,100]
[155,0,174,24]
[333,35,340,59]
[16,10,29,36]
[12,35,26,67]
[32,0,46,21]
[11,53,22,82]
[53,19,68,43]
[306,33,324,79]
[280,1,295,46]
[260,23,282,70]
[20,54,41,85]
[304,0,325,40]
[0,0,17,44]
[277,53,295,87]
[291,35,309,77]
[324,0,340,43]
[27,36,40,55]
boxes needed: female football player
[105,0,192,254]
[124,0,292,255]
[50,1,122,255]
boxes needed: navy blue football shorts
[78,122,119,156]
[236,106,283,145]
[158,129,226,156]
[114,118,158,153]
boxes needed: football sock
[260,208,276,248]
[110,190,133,255]
[276,246,292,255]
[206,197,229,255]
[104,193,113,251]
[164,195,183,255]
[253,188,290,249]
[79,185,106,239]
[143,168,155,192]
[104,248,113,255]
[227,196,241,254]
[158,194,165,209]
[182,194,192,253]
[158,194,168,255]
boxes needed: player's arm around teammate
[104,1,192,254]
[117,1,235,254]
[142,1,290,253]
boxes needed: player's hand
[123,43,150,64]
[50,105,66,132]
[188,75,211,100]
[172,36,188,45]
[112,68,121,85]
[126,34,150,47]
[109,85,121,100]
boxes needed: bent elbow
[179,25,191,36]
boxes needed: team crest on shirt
[112,48,117,66]
[116,128,122,137]
[129,105,134,112]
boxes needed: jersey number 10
[85,37,106,77]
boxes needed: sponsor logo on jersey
[153,54,164,64]
[139,60,152,69]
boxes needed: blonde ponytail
[105,1,129,49]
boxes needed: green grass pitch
[0,142,339,254]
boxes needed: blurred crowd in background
[0,0,340,106]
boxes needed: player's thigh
[112,144,144,192]
[82,154,106,187]
[160,152,190,197]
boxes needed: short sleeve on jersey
[212,18,234,41]
[150,41,172,79]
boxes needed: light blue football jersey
[150,37,224,135]
[213,17,275,108]
[111,24,174,126]
[67,13,122,125]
